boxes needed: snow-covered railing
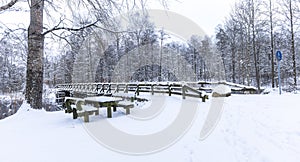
[55,82,209,102]
[197,81,259,94]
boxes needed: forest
[0,0,300,107]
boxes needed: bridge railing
[55,82,209,102]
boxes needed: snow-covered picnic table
[64,96,134,122]
[84,96,134,117]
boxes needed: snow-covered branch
[0,0,18,12]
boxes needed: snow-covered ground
[0,92,300,162]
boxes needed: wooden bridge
[55,82,209,103]
[55,81,258,105]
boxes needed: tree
[215,25,230,81]
[1,0,159,109]
[0,23,27,94]
[158,28,169,81]
[268,0,275,88]
[224,18,238,83]
[288,0,297,89]
[188,35,202,81]
[25,0,44,109]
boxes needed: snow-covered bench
[77,105,99,122]
[116,101,134,115]
[65,98,99,122]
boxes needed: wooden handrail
[56,82,209,102]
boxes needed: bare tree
[1,0,163,109]
[269,0,275,88]
[251,0,261,93]
[288,0,297,89]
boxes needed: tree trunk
[269,0,275,88]
[289,0,297,89]
[25,0,44,109]
[231,47,236,83]
[251,0,261,93]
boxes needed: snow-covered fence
[197,81,259,94]
[55,82,209,102]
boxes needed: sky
[149,0,238,36]
[0,0,237,36]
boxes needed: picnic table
[84,96,123,118]
[64,96,134,122]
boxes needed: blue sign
[276,50,282,61]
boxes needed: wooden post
[125,108,130,115]
[95,108,99,115]
[115,84,119,93]
[124,84,128,93]
[107,105,112,118]
[202,95,208,102]
[107,84,111,94]
[96,84,100,94]
[201,96,205,102]
[84,112,89,122]
[168,85,171,96]
[72,109,78,119]
[182,85,186,99]
[151,84,154,95]
[136,85,140,96]
[113,104,117,112]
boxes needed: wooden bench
[116,101,134,115]
[69,101,99,122]
[77,105,99,122]
[64,97,98,122]
[64,97,84,114]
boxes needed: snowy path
[220,95,300,162]
[0,93,300,162]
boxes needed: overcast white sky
[149,0,238,36]
[0,0,237,37]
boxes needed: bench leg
[125,107,130,115]
[95,108,99,115]
[84,111,89,122]
[107,106,112,118]
[72,108,78,119]
[113,106,117,112]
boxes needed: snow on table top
[114,93,135,97]
[84,96,123,103]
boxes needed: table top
[64,97,84,102]
[84,96,123,103]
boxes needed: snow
[212,84,231,94]
[0,95,11,104]
[85,96,123,102]
[1,93,300,162]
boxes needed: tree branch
[43,19,133,36]
[0,0,19,12]
[42,20,100,36]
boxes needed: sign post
[276,50,282,95]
